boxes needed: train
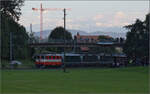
[33,53,127,68]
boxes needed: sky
[19,1,149,33]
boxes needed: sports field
[1,67,149,94]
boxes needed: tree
[48,27,72,52]
[114,37,125,43]
[98,35,117,54]
[1,15,29,59]
[98,35,114,42]
[1,0,29,59]
[123,13,149,59]
[48,26,72,41]
[119,37,125,43]
[0,0,25,21]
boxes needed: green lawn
[1,67,149,94]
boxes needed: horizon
[34,28,127,38]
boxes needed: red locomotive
[34,54,63,67]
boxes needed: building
[74,32,99,43]
[74,32,113,52]
[74,32,99,52]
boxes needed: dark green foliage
[96,46,117,54]
[123,13,149,59]
[98,35,114,42]
[1,14,29,59]
[48,26,72,41]
[47,27,73,52]
[1,0,29,59]
[0,0,25,21]
[98,35,117,53]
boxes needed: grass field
[1,66,149,94]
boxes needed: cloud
[43,11,48,14]
[114,11,126,19]
[95,11,131,27]
[95,21,130,27]
[56,20,64,26]
[67,19,73,23]
[37,16,40,19]
[95,22,102,26]
[122,22,130,26]
[93,14,103,20]
[95,22,114,27]
[76,17,88,22]
[67,24,81,29]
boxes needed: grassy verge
[1,66,149,94]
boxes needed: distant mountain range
[34,29,127,39]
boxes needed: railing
[48,39,74,43]
[29,39,125,44]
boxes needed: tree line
[123,13,149,61]
[1,0,31,59]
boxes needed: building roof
[75,32,99,43]
[75,32,112,40]
[97,41,114,45]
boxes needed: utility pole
[10,32,13,64]
[30,24,32,33]
[63,8,66,72]
[30,23,33,43]
[39,3,42,53]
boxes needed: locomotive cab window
[41,56,44,59]
[33,56,36,59]
[46,56,49,59]
[56,56,59,59]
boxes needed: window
[46,56,49,59]
[41,56,44,59]
[37,56,40,59]
[34,56,37,59]
[57,56,59,59]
